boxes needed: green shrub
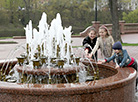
[0,29,24,37]
[123,9,138,23]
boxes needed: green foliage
[42,0,95,33]
[0,37,12,39]
[0,29,24,37]
[121,0,131,3]
[98,10,112,24]
[0,11,10,25]
[0,41,17,44]
[122,43,138,46]
[0,0,123,36]
[123,9,138,23]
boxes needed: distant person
[88,25,114,59]
[82,27,97,60]
[99,41,138,90]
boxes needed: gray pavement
[121,34,138,44]
[0,39,25,60]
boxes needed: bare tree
[23,0,31,20]
[108,0,122,42]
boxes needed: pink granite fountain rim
[0,63,136,96]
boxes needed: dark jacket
[82,36,97,53]
[82,36,97,60]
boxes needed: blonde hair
[99,25,111,36]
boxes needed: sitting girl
[99,41,138,90]
[101,41,137,70]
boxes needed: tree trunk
[108,0,122,42]
[23,0,30,20]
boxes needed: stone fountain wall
[0,61,136,102]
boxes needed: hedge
[0,29,25,37]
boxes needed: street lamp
[95,0,97,21]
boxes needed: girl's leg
[132,60,138,91]
[131,60,137,71]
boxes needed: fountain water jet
[2,12,88,84]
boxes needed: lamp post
[95,0,97,21]
[92,0,99,33]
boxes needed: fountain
[0,12,136,102]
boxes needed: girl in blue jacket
[102,41,137,70]
[100,41,138,91]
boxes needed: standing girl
[82,27,97,60]
[88,25,114,59]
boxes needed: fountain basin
[0,60,136,102]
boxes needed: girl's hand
[97,60,106,64]
[97,61,103,64]
[115,65,120,69]
[84,51,89,57]
[87,53,92,59]
[85,49,89,58]
[85,53,89,58]
[87,54,92,59]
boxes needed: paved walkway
[0,39,25,60]
[121,34,138,44]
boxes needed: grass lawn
[122,43,138,46]
[0,41,17,44]
[0,37,12,39]
[0,37,17,44]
